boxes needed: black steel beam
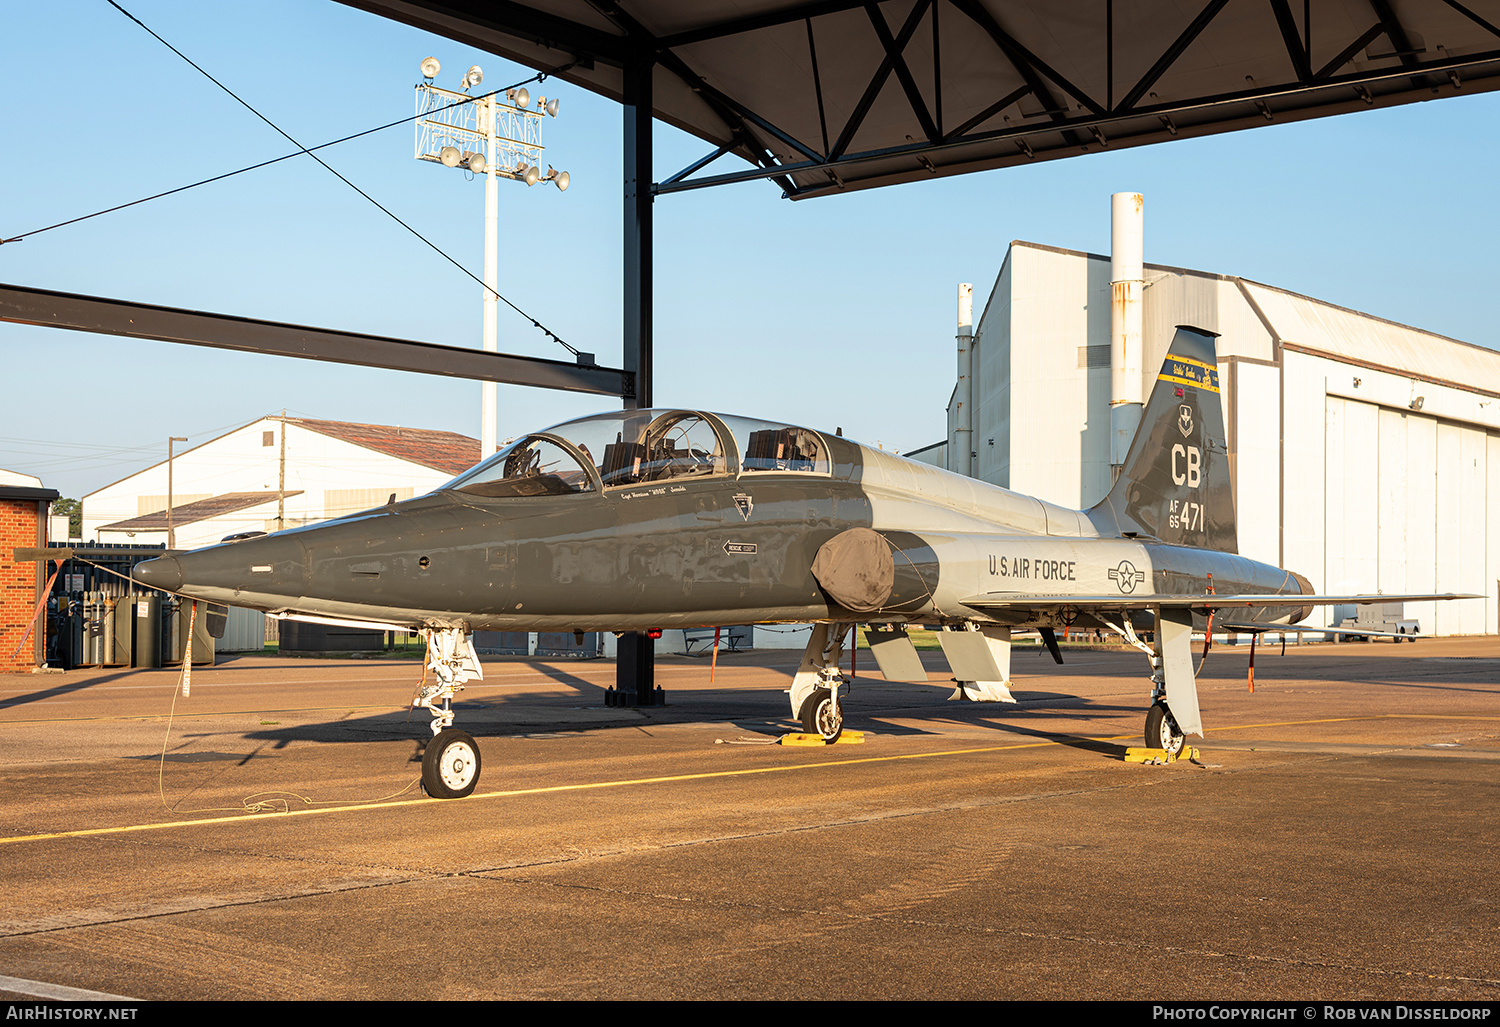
[673,63,826,164]
[948,0,1105,117]
[0,283,632,398]
[867,3,940,144]
[942,84,1030,142]
[830,0,932,160]
[620,52,658,704]
[1368,0,1420,66]
[654,46,1500,194]
[579,0,803,189]
[1441,0,1500,40]
[663,140,740,185]
[1315,23,1385,80]
[808,17,831,155]
[622,57,653,411]
[1269,0,1312,83]
[657,0,867,49]
[335,0,627,64]
[1117,0,1232,112]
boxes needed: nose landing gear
[415,628,484,798]
[788,623,848,743]
[423,728,481,799]
[798,686,844,743]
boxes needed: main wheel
[422,728,481,799]
[1144,702,1184,756]
[798,687,843,743]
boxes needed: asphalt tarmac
[0,635,1496,1001]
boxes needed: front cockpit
[440,409,834,498]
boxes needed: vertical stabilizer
[1088,326,1236,553]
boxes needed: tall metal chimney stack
[955,282,974,477]
[1110,192,1145,480]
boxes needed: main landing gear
[789,623,847,743]
[1144,701,1185,757]
[414,627,484,798]
[1102,609,1203,759]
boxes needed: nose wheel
[422,728,481,799]
[799,687,844,743]
[1145,702,1184,756]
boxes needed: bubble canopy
[441,409,831,497]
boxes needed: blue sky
[4,0,1499,500]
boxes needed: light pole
[414,58,569,456]
[166,436,187,550]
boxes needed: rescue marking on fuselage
[724,541,758,556]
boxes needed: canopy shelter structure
[337,0,1500,702]
[339,0,1500,199]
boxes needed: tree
[53,498,81,538]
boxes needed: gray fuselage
[135,427,1309,633]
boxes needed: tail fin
[1088,326,1237,553]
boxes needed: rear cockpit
[441,409,833,498]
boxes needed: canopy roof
[340,0,1500,198]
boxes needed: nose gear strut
[414,628,484,798]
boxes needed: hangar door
[1324,397,1494,636]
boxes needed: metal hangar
[942,236,1500,637]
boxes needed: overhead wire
[3,0,581,358]
[0,100,489,245]
[61,554,424,811]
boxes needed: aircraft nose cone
[133,556,184,592]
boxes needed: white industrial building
[83,416,481,550]
[942,228,1499,637]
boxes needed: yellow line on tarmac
[4,712,1493,847]
[1202,713,1500,733]
[0,704,408,726]
[0,735,1089,846]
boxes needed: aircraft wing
[1322,628,1421,638]
[960,592,1478,611]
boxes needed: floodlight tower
[413,58,569,455]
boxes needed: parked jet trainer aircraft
[134,327,1471,797]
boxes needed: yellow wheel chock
[781,731,866,746]
[1125,745,1199,764]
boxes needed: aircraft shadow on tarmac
[0,667,155,710]
[229,676,1142,763]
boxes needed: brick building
[0,470,60,672]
